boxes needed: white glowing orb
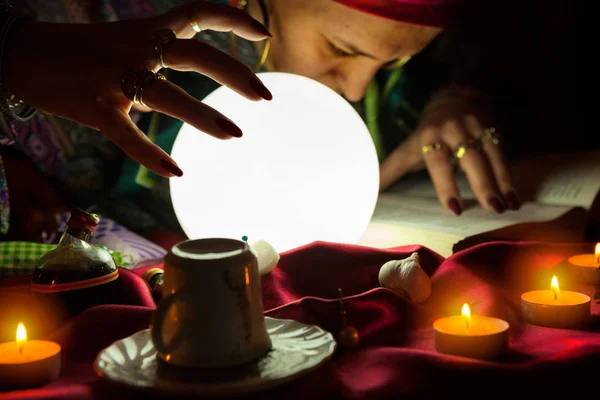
[170,72,379,253]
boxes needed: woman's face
[262,0,441,102]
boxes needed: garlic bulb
[378,252,431,303]
[251,239,280,276]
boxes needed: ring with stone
[120,69,167,107]
[479,127,500,146]
[453,138,480,160]
[421,142,445,157]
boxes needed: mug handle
[151,292,190,355]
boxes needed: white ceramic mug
[151,238,272,368]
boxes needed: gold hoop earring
[386,55,412,70]
[230,0,270,71]
[256,38,270,70]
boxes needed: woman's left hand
[378,96,520,216]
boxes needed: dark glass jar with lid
[31,209,119,317]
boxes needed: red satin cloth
[0,241,599,399]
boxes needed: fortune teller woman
[0,0,519,246]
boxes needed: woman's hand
[3,1,273,178]
[379,96,520,215]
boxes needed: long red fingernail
[504,191,521,211]
[250,77,273,101]
[488,196,506,214]
[252,20,272,37]
[216,118,243,137]
[160,159,183,177]
[448,198,462,216]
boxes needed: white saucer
[94,317,337,397]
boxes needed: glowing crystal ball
[170,72,379,253]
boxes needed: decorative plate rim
[93,316,337,397]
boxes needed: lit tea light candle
[0,323,61,389]
[521,275,590,329]
[567,243,600,284]
[433,303,509,360]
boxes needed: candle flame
[16,323,27,344]
[461,303,471,318]
[595,243,600,265]
[461,303,471,329]
[551,275,559,300]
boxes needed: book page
[510,151,600,209]
[384,151,600,209]
[360,151,598,255]
[360,195,582,257]
[359,194,576,257]
[369,194,574,238]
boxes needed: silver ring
[454,138,480,160]
[479,127,500,146]
[154,29,176,69]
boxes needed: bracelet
[0,1,36,123]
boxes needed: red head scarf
[334,0,463,28]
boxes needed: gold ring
[454,138,480,160]
[421,143,444,156]
[185,3,202,32]
[188,13,201,32]
[121,69,166,107]
[154,29,176,69]
[189,18,201,32]
[479,127,500,146]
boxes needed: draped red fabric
[334,0,464,27]
[0,240,598,399]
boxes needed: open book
[358,151,600,257]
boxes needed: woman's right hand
[380,95,518,215]
[3,1,272,178]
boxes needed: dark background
[465,0,597,240]
[461,0,592,157]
